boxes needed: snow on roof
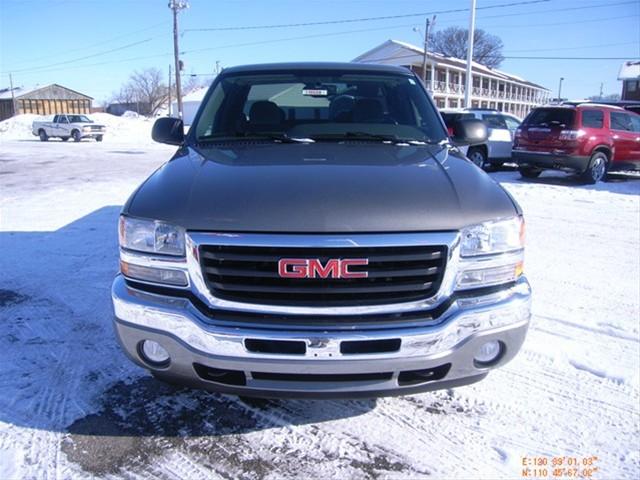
[0,83,93,100]
[182,87,209,103]
[618,61,640,80]
[353,39,549,91]
[0,85,43,100]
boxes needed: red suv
[513,104,640,183]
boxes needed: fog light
[474,340,502,366]
[140,340,170,366]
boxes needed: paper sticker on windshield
[408,78,416,85]
[302,88,328,96]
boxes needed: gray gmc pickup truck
[112,63,531,398]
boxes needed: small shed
[0,84,93,121]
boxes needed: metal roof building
[353,40,551,117]
[0,84,93,121]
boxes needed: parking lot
[1,137,639,479]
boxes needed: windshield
[524,108,575,128]
[193,70,447,144]
[68,115,92,123]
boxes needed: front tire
[519,167,542,179]
[61,137,69,142]
[96,135,103,142]
[72,130,82,142]
[581,152,608,184]
[38,130,48,142]
[467,147,487,169]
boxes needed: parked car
[513,103,640,183]
[112,62,531,398]
[32,114,106,142]
[564,100,640,115]
[440,108,521,169]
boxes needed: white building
[171,87,208,125]
[353,40,551,117]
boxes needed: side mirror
[450,118,488,146]
[152,117,184,145]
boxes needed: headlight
[119,216,185,256]
[456,216,525,290]
[460,217,524,257]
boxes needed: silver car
[441,108,521,169]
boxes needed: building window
[626,80,638,92]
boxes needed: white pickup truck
[32,114,106,142]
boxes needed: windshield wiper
[313,131,435,145]
[197,133,314,144]
[259,133,315,143]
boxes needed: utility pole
[168,64,172,116]
[169,0,189,119]
[558,77,564,102]
[599,82,604,99]
[463,0,477,108]
[9,73,16,116]
[421,18,429,84]
[420,16,436,87]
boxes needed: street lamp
[464,0,477,108]
[557,77,564,102]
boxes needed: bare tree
[111,68,169,115]
[129,68,169,115]
[182,75,208,95]
[430,27,504,68]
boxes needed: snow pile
[0,113,159,145]
[90,112,156,144]
[0,113,44,140]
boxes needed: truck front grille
[199,244,447,306]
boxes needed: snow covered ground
[0,117,639,479]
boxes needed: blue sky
[1,0,639,103]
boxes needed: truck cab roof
[221,62,412,75]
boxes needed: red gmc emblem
[278,258,369,279]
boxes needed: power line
[184,0,550,32]
[3,52,173,78]
[473,0,638,21]
[9,38,156,74]
[478,14,638,29]
[505,41,639,53]
[4,21,170,68]
[363,51,639,63]
[5,8,637,79]
[501,56,639,60]
[181,22,421,56]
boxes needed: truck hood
[124,143,519,232]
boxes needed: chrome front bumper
[112,275,531,398]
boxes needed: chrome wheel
[591,156,605,182]
[468,150,485,168]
